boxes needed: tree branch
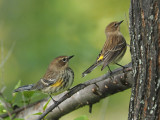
[0,63,132,120]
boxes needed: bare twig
[0,92,12,119]
[0,40,16,68]
[0,40,16,119]
[0,40,15,119]
[0,99,46,118]
[1,39,4,86]
[124,12,129,29]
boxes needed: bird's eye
[62,58,67,62]
[114,23,117,27]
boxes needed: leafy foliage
[43,98,51,111]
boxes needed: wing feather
[101,34,126,70]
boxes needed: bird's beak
[68,55,74,60]
[118,20,124,25]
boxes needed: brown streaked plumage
[14,55,74,95]
[82,20,127,77]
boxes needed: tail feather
[82,62,101,77]
[13,84,34,92]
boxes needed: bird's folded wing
[33,78,57,90]
[101,37,126,70]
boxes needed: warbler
[82,20,127,77]
[14,56,74,99]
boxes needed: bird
[82,20,127,77]
[14,55,74,101]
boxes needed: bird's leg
[115,63,126,68]
[107,65,113,80]
[49,95,62,112]
[49,95,57,103]
[107,65,112,74]
[115,63,127,73]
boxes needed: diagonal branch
[38,63,132,120]
[0,63,132,120]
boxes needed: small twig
[1,39,4,86]
[0,40,13,119]
[0,99,46,118]
[0,41,16,68]
[0,87,6,93]
[125,12,129,29]
[0,94,12,119]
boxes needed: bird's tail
[13,84,34,92]
[82,62,101,77]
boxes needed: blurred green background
[0,0,131,120]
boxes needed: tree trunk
[129,0,160,120]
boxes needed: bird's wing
[101,35,126,70]
[33,70,61,90]
[33,78,58,90]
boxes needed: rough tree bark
[128,0,160,120]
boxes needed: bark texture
[129,0,160,120]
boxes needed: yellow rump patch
[51,79,63,87]
[97,55,104,61]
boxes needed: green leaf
[33,112,42,115]
[14,80,21,89]
[33,112,48,120]
[30,92,41,99]
[23,91,35,99]
[21,100,30,104]
[12,80,22,103]
[43,98,51,111]
[74,115,89,120]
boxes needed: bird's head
[105,20,123,33]
[48,55,74,71]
